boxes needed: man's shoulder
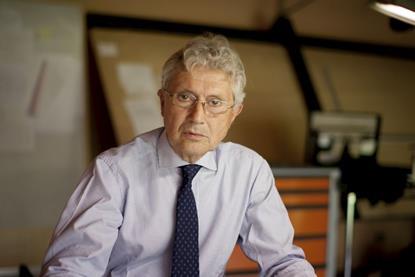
[217,141,264,164]
[96,127,162,166]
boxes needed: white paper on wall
[0,61,39,152]
[34,54,83,134]
[117,62,157,96]
[124,97,163,135]
[0,108,35,152]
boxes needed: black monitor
[307,111,409,204]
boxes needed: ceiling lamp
[371,0,415,26]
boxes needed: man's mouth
[183,131,207,140]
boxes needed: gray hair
[161,33,246,104]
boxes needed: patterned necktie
[171,164,202,277]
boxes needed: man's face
[158,67,243,163]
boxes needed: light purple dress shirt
[41,127,316,276]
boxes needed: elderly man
[41,33,315,276]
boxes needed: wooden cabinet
[226,168,340,277]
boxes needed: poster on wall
[0,0,86,229]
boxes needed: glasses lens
[172,93,194,108]
[206,105,227,114]
[169,91,231,114]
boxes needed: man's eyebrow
[177,89,227,100]
[177,89,196,94]
[206,92,228,101]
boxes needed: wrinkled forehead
[172,67,230,84]
[169,65,232,86]
[167,68,233,97]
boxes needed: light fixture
[371,0,415,26]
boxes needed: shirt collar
[157,129,217,171]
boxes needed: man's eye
[177,93,194,102]
[208,98,224,107]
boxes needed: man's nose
[188,101,206,122]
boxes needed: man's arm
[40,156,124,276]
[238,158,316,277]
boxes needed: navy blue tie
[171,164,202,277]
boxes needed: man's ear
[230,104,243,123]
[157,89,165,117]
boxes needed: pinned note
[97,41,119,57]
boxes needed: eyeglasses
[162,89,235,115]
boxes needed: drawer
[289,209,328,235]
[226,244,258,272]
[276,178,329,191]
[294,238,327,265]
[281,193,328,206]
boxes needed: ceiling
[77,0,415,47]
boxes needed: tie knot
[181,164,202,185]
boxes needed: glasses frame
[162,88,236,115]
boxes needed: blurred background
[0,0,414,276]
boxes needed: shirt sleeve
[238,158,317,277]
[40,155,124,276]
